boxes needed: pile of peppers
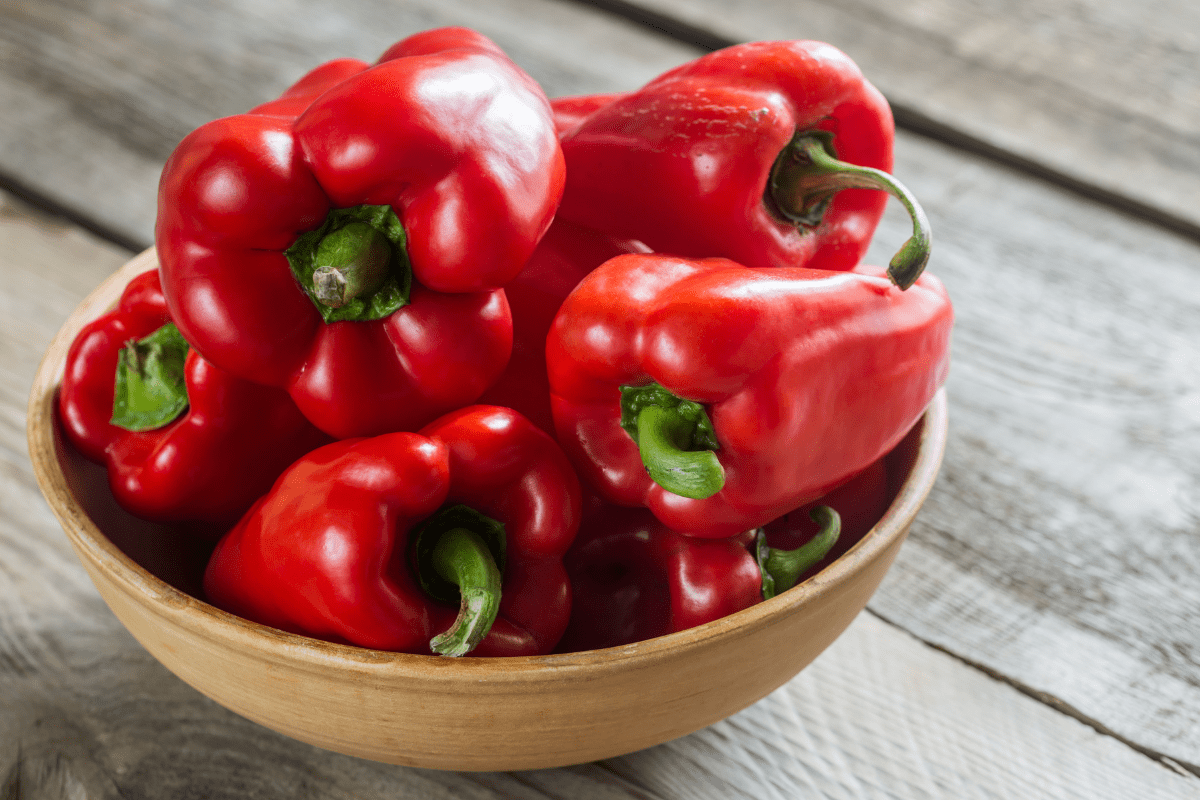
[58,29,953,657]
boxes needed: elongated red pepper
[556,493,842,652]
[156,27,564,439]
[58,270,330,524]
[204,406,581,657]
[557,40,931,288]
[547,254,952,538]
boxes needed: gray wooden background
[1,0,1197,797]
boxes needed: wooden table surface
[2,1,1198,797]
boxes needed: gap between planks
[4,0,1199,254]
[560,0,1200,246]
[0,167,143,254]
[0,149,1192,786]
[865,607,1200,781]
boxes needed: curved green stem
[427,527,503,657]
[756,505,841,600]
[769,131,932,290]
[635,404,725,500]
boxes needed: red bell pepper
[761,457,891,561]
[546,253,953,538]
[556,493,841,652]
[203,405,582,657]
[477,219,648,436]
[556,40,931,289]
[57,270,330,524]
[155,27,565,439]
[474,96,650,435]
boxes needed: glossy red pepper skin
[557,462,889,652]
[551,93,627,137]
[556,495,761,652]
[203,406,582,656]
[477,219,648,436]
[57,270,331,524]
[547,254,952,538]
[762,458,891,557]
[156,27,564,439]
[556,40,892,273]
[475,99,650,436]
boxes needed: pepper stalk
[411,504,507,657]
[620,383,724,499]
[755,505,841,600]
[285,204,413,323]
[311,222,394,308]
[110,322,191,431]
[769,130,932,290]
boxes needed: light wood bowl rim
[27,247,948,683]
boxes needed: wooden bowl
[27,249,948,771]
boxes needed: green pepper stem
[769,132,932,290]
[635,404,725,499]
[312,221,393,308]
[110,322,191,432]
[428,527,503,657]
[757,506,841,600]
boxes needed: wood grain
[573,0,1200,236]
[1,0,1198,788]
[615,614,1200,800]
[863,133,1200,771]
[0,173,1194,790]
[0,0,700,247]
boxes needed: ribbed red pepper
[477,219,647,436]
[556,40,931,288]
[57,270,330,524]
[547,254,952,538]
[558,461,888,652]
[156,27,564,438]
[556,493,851,652]
[760,458,891,559]
[204,406,582,657]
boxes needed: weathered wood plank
[576,0,1200,236]
[2,0,1199,780]
[0,190,655,799]
[0,0,699,247]
[862,132,1200,770]
[614,615,1200,799]
[4,189,1198,795]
